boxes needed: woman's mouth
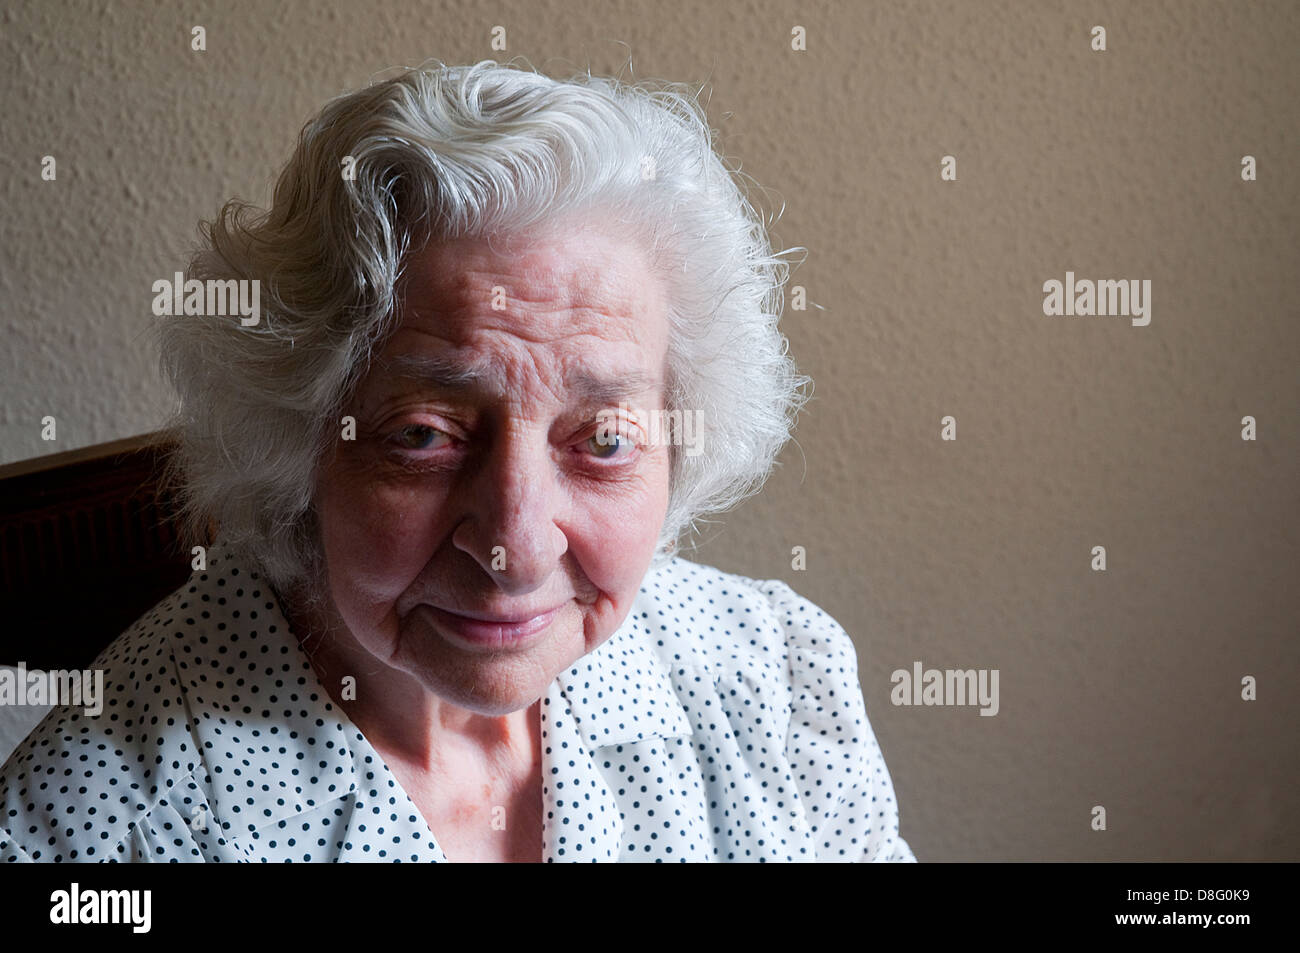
[422,603,562,650]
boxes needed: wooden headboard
[0,433,197,670]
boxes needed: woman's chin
[418,673,544,717]
[394,609,585,715]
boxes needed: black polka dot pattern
[0,545,914,862]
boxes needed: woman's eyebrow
[383,352,489,389]
[381,353,660,404]
[568,370,660,406]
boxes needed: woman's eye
[391,424,448,451]
[585,431,636,461]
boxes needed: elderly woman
[0,61,914,863]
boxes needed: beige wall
[2,0,1296,860]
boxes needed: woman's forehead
[386,229,670,375]
[363,231,670,407]
[400,222,661,321]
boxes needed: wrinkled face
[312,221,673,715]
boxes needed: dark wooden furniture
[0,433,195,669]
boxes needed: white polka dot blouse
[0,545,916,862]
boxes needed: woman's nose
[451,427,568,590]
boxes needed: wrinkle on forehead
[400,222,661,332]
[365,223,670,413]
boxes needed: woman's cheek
[319,467,444,604]
[576,469,669,582]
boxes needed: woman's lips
[423,603,562,650]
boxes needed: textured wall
[2,0,1296,861]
